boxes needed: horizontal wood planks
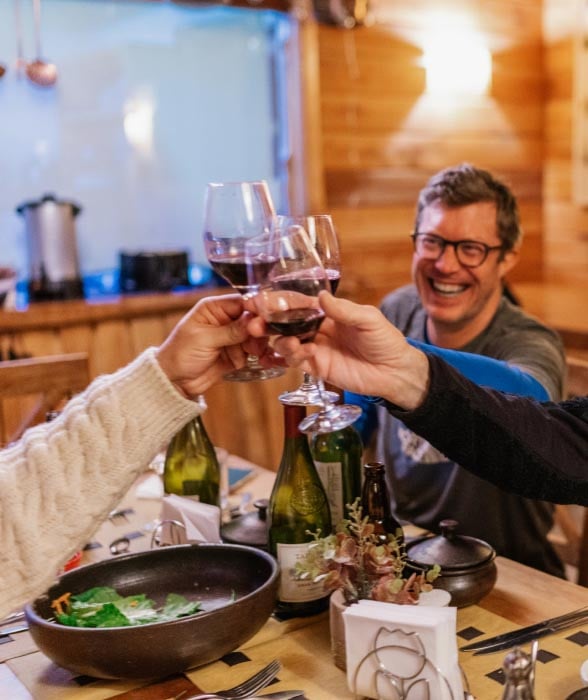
[308,0,548,306]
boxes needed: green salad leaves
[53,586,202,628]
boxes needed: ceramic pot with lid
[220,498,269,551]
[406,519,497,608]
[16,193,84,301]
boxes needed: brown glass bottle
[269,403,332,617]
[361,462,404,545]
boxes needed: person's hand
[248,291,430,409]
[156,294,275,398]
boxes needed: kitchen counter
[0,285,226,332]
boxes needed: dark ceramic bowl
[25,543,279,680]
[406,519,497,608]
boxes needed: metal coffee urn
[16,193,84,301]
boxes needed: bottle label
[314,460,344,527]
[276,542,327,603]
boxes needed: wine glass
[277,214,340,406]
[249,221,361,434]
[203,181,284,382]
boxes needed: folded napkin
[344,600,463,700]
[159,494,221,544]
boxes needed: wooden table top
[1,465,587,699]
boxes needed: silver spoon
[25,0,57,87]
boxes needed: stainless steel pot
[406,519,497,608]
[16,193,84,301]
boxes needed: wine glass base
[279,388,339,406]
[223,365,285,382]
[298,404,362,434]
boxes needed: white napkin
[159,494,221,544]
[343,600,463,700]
[134,472,164,499]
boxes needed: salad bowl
[25,543,279,680]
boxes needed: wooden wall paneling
[90,320,135,376]
[203,369,300,472]
[17,329,63,358]
[128,316,169,357]
[300,0,547,311]
[162,311,189,336]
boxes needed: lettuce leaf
[55,586,202,628]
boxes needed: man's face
[412,200,518,345]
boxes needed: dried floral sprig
[294,498,440,605]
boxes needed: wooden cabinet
[0,289,300,470]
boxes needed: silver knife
[0,624,29,638]
[460,606,588,655]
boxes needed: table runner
[5,603,588,699]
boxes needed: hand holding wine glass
[202,180,284,382]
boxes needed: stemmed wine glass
[277,214,340,407]
[203,181,284,382]
[248,221,361,434]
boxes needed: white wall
[0,0,290,279]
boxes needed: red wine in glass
[326,269,340,295]
[208,252,277,293]
[266,307,325,342]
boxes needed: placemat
[457,605,588,699]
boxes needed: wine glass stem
[301,372,318,390]
[246,354,260,367]
[316,378,334,411]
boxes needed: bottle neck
[283,404,307,439]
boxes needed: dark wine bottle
[361,462,404,545]
[163,414,220,507]
[269,403,332,617]
[311,424,363,529]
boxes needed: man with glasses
[354,163,566,577]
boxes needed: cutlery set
[460,605,588,655]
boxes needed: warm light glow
[123,95,155,156]
[423,29,491,95]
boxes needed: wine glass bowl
[202,181,284,381]
[248,225,328,344]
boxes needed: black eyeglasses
[411,232,505,268]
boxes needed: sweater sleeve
[384,354,588,505]
[0,347,202,617]
[407,339,550,400]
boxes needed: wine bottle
[163,413,221,507]
[361,462,404,545]
[311,424,363,529]
[269,403,332,617]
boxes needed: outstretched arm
[0,293,259,617]
[257,291,588,505]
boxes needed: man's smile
[428,279,468,296]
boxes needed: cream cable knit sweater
[0,347,201,618]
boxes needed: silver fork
[185,659,281,700]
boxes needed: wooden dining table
[1,460,587,700]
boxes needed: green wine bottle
[269,403,332,617]
[311,423,363,529]
[163,414,220,507]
